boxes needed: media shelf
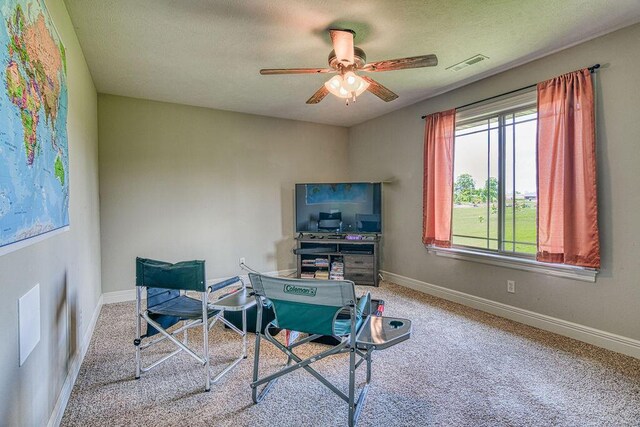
[295,235,380,286]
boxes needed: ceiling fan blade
[260,68,334,75]
[361,76,398,102]
[361,54,438,72]
[306,85,330,104]
[329,29,355,65]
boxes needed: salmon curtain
[536,69,600,268]
[423,109,456,247]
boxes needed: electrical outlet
[239,257,246,266]
[507,280,516,293]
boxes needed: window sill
[425,245,598,282]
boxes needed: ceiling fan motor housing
[329,47,367,70]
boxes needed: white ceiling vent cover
[447,54,489,72]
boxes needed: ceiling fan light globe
[343,71,359,91]
[329,75,342,89]
[325,76,348,98]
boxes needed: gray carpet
[62,281,640,426]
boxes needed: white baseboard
[102,269,297,304]
[381,270,640,360]
[102,289,136,304]
[47,294,103,427]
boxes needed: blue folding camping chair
[134,257,253,391]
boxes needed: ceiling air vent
[446,54,489,72]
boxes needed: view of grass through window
[452,107,538,255]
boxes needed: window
[452,90,537,257]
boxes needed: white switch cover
[19,284,40,366]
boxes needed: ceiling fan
[260,28,438,105]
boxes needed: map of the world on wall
[0,0,69,251]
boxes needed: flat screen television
[295,182,382,234]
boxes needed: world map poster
[0,0,69,252]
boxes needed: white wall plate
[19,284,41,366]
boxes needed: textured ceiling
[65,0,640,127]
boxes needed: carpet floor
[61,281,640,426]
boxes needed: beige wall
[0,0,101,425]
[98,95,349,293]
[348,23,640,340]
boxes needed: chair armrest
[356,317,412,350]
[209,276,242,293]
[357,292,372,317]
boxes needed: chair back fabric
[249,273,356,337]
[136,257,206,337]
[136,257,206,292]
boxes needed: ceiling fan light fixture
[324,73,369,100]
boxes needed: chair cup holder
[389,320,404,329]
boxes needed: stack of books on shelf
[314,258,329,268]
[301,257,331,280]
[330,261,344,280]
[314,270,329,280]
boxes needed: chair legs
[135,286,142,380]
[242,308,247,359]
[250,309,372,426]
[348,349,356,426]
[203,295,211,392]
[348,306,357,426]
[252,301,263,403]
[135,290,244,392]
[135,288,252,393]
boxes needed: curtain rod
[420,63,600,119]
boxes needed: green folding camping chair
[248,273,412,427]
[134,257,253,391]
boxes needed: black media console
[294,235,380,287]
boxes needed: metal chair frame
[249,273,373,427]
[134,274,249,392]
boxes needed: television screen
[295,183,382,234]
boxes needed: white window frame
[426,89,598,282]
